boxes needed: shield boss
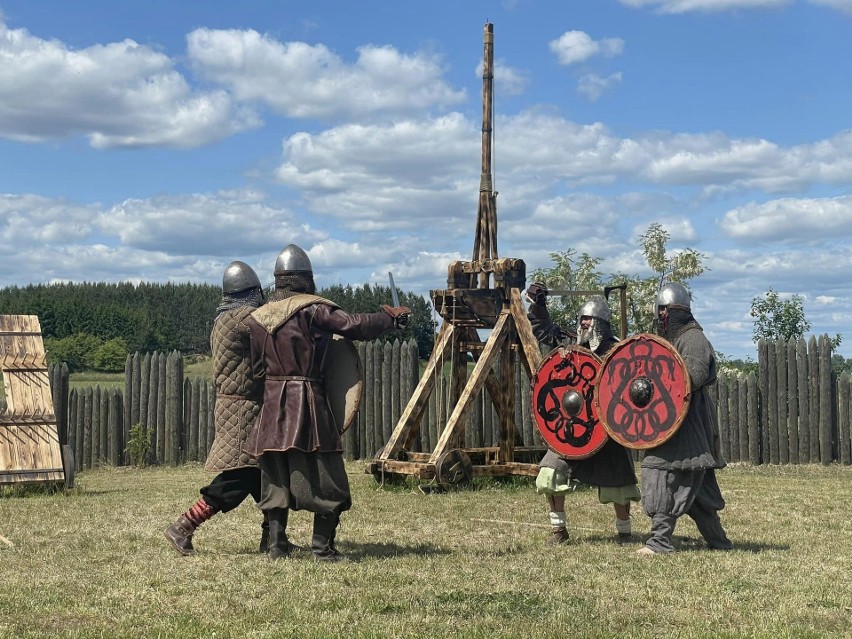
[594,334,691,449]
[530,345,608,460]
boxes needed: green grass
[0,463,850,638]
[62,356,213,392]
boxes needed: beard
[577,326,593,346]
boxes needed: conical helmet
[656,282,691,309]
[222,261,261,294]
[578,295,611,322]
[274,244,312,275]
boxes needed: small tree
[531,222,706,336]
[93,337,129,372]
[750,288,842,349]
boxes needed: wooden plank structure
[368,23,546,487]
[0,315,68,486]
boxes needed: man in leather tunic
[636,281,733,555]
[246,244,410,562]
[526,284,640,545]
[164,261,266,556]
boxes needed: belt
[266,375,322,383]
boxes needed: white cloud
[0,18,258,148]
[618,0,790,13]
[549,31,624,66]
[98,190,326,255]
[808,0,852,15]
[577,72,623,101]
[0,194,98,246]
[719,195,852,242]
[275,114,479,229]
[187,28,465,120]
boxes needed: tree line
[0,281,436,372]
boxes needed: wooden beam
[429,311,512,463]
[508,287,542,377]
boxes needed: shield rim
[530,343,609,460]
[593,333,691,450]
[323,335,364,433]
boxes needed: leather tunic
[246,295,395,456]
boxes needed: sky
[1,0,851,361]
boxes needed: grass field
[1,463,850,638]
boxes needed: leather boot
[258,512,270,554]
[312,513,346,562]
[164,515,197,556]
[267,508,291,560]
[546,527,570,545]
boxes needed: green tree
[44,333,101,372]
[531,222,706,336]
[93,337,129,372]
[750,288,842,350]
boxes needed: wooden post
[157,352,167,464]
[83,387,93,471]
[737,374,748,463]
[787,337,799,465]
[747,371,760,465]
[776,339,788,464]
[98,387,109,466]
[109,390,122,466]
[818,335,832,464]
[797,338,810,463]
[70,389,81,470]
[188,378,200,462]
[838,373,851,465]
[718,375,730,462]
[123,354,132,465]
[165,351,183,464]
[766,340,778,464]
[808,335,819,462]
[364,342,375,458]
[382,341,393,442]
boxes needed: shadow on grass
[344,540,451,560]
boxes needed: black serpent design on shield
[535,355,598,447]
[604,339,679,444]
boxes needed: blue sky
[1,0,851,360]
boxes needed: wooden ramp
[0,315,66,486]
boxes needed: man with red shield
[636,282,733,555]
[527,284,640,545]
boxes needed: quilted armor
[205,306,262,471]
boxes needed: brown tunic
[246,294,395,457]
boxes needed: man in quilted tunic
[164,261,266,556]
[636,281,733,555]
[247,244,410,562]
[526,285,639,545]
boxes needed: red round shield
[594,334,691,450]
[530,345,608,460]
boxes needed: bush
[93,337,129,372]
[125,424,152,467]
[44,333,100,372]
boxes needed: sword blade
[388,272,400,307]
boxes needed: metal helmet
[222,260,261,294]
[657,282,691,309]
[578,295,611,322]
[274,244,312,275]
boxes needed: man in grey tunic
[526,284,640,545]
[637,281,733,555]
[164,261,266,555]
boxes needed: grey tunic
[640,322,725,472]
